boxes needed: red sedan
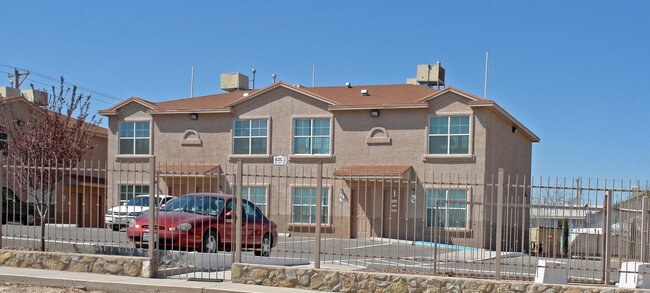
[126,193,278,256]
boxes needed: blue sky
[2,1,649,181]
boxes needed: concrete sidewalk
[0,266,311,293]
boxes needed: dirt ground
[0,283,104,293]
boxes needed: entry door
[382,189,400,239]
[351,188,374,238]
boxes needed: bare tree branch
[0,77,102,251]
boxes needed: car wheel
[22,213,35,225]
[111,225,120,231]
[254,233,272,257]
[202,230,218,253]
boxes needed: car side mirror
[225,211,234,219]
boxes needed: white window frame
[119,185,150,205]
[290,186,330,225]
[425,189,468,229]
[242,186,268,214]
[118,121,151,155]
[427,115,471,155]
[292,118,332,155]
[232,119,269,155]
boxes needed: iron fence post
[147,156,157,277]
[433,201,439,275]
[641,196,648,263]
[602,190,612,284]
[235,160,243,263]
[495,168,504,280]
[315,162,323,269]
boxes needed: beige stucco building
[1,87,108,227]
[99,67,539,248]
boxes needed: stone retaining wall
[232,263,641,292]
[0,249,151,277]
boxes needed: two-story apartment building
[99,64,539,248]
[1,87,108,227]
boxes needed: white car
[105,195,175,231]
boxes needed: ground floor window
[426,189,467,228]
[242,187,267,214]
[292,187,329,224]
[119,185,149,204]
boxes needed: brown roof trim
[419,86,486,103]
[469,101,540,142]
[149,109,232,115]
[227,81,339,107]
[156,164,220,176]
[329,104,428,110]
[334,165,412,179]
[101,83,537,143]
[1,96,27,102]
[98,97,158,116]
[1,96,108,137]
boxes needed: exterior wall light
[190,113,199,120]
[370,110,379,117]
[339,188,347,203]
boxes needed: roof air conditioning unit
[220,73,250,92]
[21,89,48,106]
[415,62,445,87]
[0,87,21,98]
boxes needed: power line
[27,80,114,106]
[0,72,114,106]
[0,64,123,104]
[28,71,122,103]
[7,69,29,89]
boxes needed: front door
[351,188,373,238]
[382,188,400,239]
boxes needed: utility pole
[8,69,29,89]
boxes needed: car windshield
[125,196,149,206]
[162,195,224,217]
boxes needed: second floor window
[119,122,150,155]
[293,118,330,155]
[428,116,470,154]
[233,120,268,155]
